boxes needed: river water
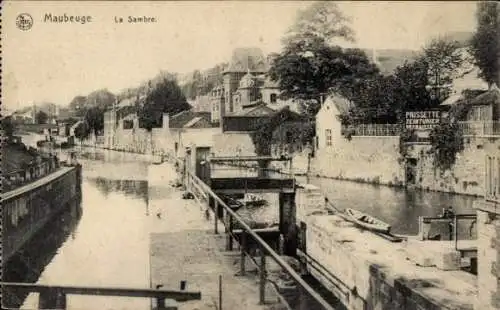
[5,147,479,309]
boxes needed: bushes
[428,121,464,173]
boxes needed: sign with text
[405,111,442,130]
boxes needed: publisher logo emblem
[16,13,33,31]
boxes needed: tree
[284,1,355,46]
[138,76,191,131]
[69,96,87,117]
[269,36,379,117]
[84,106,106,135]
[420,38,464,97]
[74,121,90,141]
[35,110,49,124]
[470,1,500,87]
[1,116,15,138]
[346,59,434,124]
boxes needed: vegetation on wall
[428,121,465,173]
[250,109,313,156]
[398,128,416,163]
[251,120,274,156]
[270,122,315,150]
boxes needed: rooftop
[3,141,47,175]
[169,110,213,129]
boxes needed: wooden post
[214,200,219,234]
[240,231,247,276]
[227,214,234,251]
[39,288,66,310]
[219,275,223,310]
[259,251,267,305]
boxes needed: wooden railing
[184,168,335,310]
[0,282,201,309]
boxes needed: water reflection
[3,200,82,309]
[88,177,148,204]
[299,176,479,235]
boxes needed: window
[325,129,332,146]
[286,131,293,144]
[270,93,277,103]
[123,120,133,130]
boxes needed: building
[315,93,354,150]
[474,138,500,310]
[209,47,299,124]
[212,103,307,158]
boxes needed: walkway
[148,163,288,310]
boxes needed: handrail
[0,282,201,301]
[209,155,292,162]
[185,169,335,310]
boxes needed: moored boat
[239,194,267,207]
[344,208,391,234]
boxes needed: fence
[344,124,402,137]
[183,165,335,310]
[457,121,500,137]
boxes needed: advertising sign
[405,111,442,130]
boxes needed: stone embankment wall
[310,136,405,186]
[282,135,497,197]
[101,127,220,157]
[409,137,499,196]
[474,205,500,310]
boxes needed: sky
[2,1,478,110]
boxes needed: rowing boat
[344,208,391,234]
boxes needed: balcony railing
[457,121,500,137]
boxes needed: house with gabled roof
[162,110,221,159]
[315,93,355,150]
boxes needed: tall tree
[470,1,500,87]
[84,106,106,135]
[35,110,49,124]
[269,36,379,117]
[420,38,464,98]
[138,76,191,131]
[347,59,434,124]
[284,1,355,46]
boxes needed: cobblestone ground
[148,163,288,310]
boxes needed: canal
[5,147,480,309]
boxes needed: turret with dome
[208,47,299,124]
